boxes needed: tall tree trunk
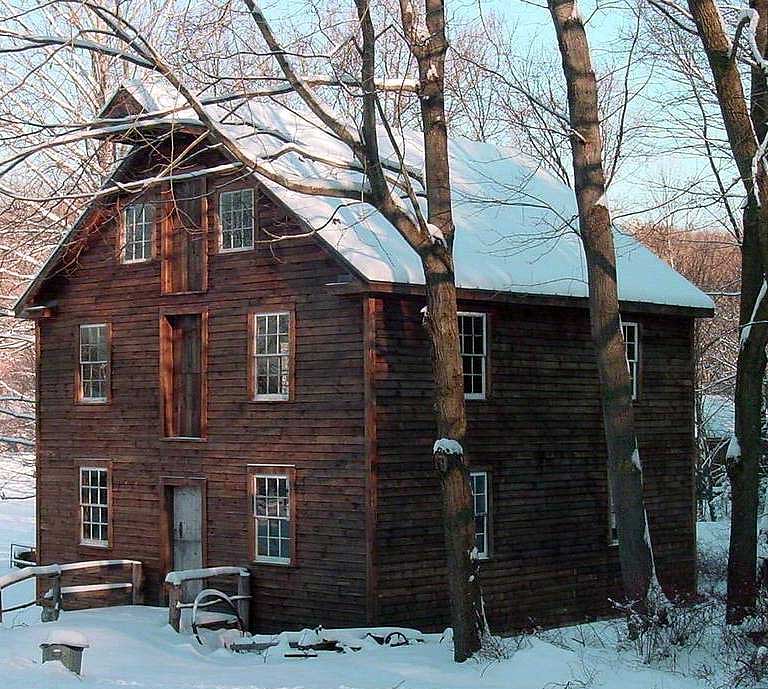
[358,0,484,660]
[687,0,768,623]
[423,254,484,661]
[548,0,655,605]
[411,0,484,661]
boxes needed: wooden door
[163,178,207,294]
[172,486,203,602]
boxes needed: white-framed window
[80,467,109,546]
[608,480,619,546]
[122,203,154,263]
[253,474,291,564]
[622,321,639,400]
[79,324,109,402]
[252,312,291,401]
[459,312,487,400]
[219,189,255,251]
[470,471,490,559]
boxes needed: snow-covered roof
[20,78,714,314]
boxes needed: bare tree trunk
[687,0,768,623]
[423,254,484,661]
[397,0,484,660]
[548,0,655,605]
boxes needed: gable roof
[16,77,714,316]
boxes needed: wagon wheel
[190,588,245,646]
[384,631,408,647]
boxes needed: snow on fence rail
[164,566,251,633]
[0,559,143,623]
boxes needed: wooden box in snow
[40,630,89,675]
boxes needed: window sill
[75,400,111,408]
[160,290,208,297]
[121,258,153,266]
[161,437,208,443]
[249,396,291,403]
[464,395,487,402]
[219,245,254,254]
[252,558,293,568]
[79,541,110,550]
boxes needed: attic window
[219,189,255,252]
[122,203,154,263]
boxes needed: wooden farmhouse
[15,79,714,633]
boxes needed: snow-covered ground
[0,456,35,611]
[0,481,755,689]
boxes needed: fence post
[237,573,250,631]
[168,583,181,632]
[131,563,144,605]
[42,574,61,623]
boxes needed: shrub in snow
[475,630,534,667]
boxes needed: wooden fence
[0,559,143,623]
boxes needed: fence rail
[0,559,143,623]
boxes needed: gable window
[252,473,292,564]
[250,312,292,401]
[622,321,639,399]
[219,189,255,252]
[78,324,110,403]
[80,467,109,547]
[122,203,154,263]
[470,471,490,559]
[459,313,487,400]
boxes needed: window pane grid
[608,481,618,545]
[79,325,108,401]
[123,204,153,262]
[253,313,290,399]
[220,189,254,251]
[459,314,486,398]
[622,322,639,400]
[470,471,489,558]
[80,468,109,545]
[253,475,290,562]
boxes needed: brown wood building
[15,80,714,633]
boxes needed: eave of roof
[16,82,716,319]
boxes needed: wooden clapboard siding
[372,297,696,631]
[35,152,368,630]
